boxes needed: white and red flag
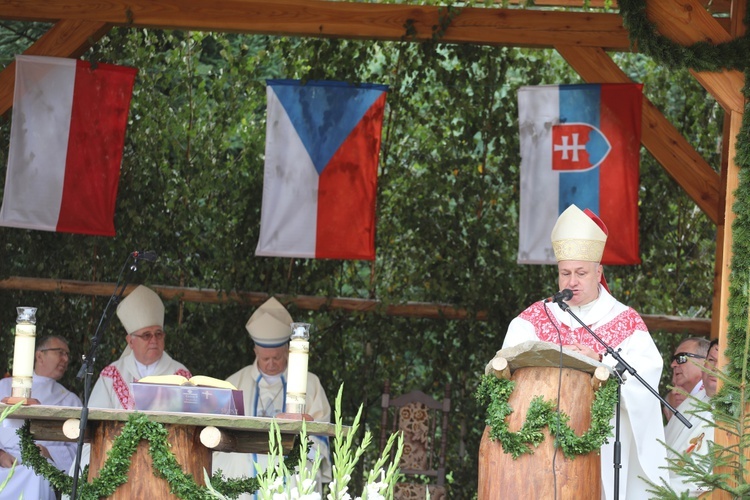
[517,83,643,265]
[0,55,137,236]
[255,79,388,260]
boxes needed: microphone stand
[70,252,144,498]
[555,299,691,500]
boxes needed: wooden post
[478,366,600,499]
[88,421,210,499]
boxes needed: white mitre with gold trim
[117,285,165,335]
[551,204,608,262]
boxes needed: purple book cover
[132,383,245,416]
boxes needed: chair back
[379,380,450,497]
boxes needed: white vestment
[501,286,669,500]
[70,351,191,480]
[88,350,191,410]
[664,391,714,497]
[0,374,82,500]
[212,362,332,499]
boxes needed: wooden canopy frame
[0,0,742,342]
[0,2,746,498]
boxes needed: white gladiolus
[208,386,405,500]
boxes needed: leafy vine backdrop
[0,0,727,496]
[620,0,750,392]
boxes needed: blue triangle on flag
[268,80,388,174]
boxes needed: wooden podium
[0,404,340,498]
[479,341,611,499]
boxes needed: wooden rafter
[0,276,711,335]
[0,0,742,338]
[0,0,630,50]
[0,1,735,222]
[506,0,731,14]
[646,0,744,113]
[0,19,110,115]
[555,44,722,224]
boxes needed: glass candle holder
[286,322,310,415]
[11,307,37,399]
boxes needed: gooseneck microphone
[132,250,158,262]
[544,288,573,303]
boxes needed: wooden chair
[379,380,451,499]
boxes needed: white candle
[11,322,36,398]
[287,337,309,394]
[286,323,310,414]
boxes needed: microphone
[545,288,573,303]
[132,250,158,262]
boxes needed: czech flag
[0,55,137,236]
[255,80,388,260]
[517,83,643,265]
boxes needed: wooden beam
[555,44,721,224]
[0,0,631,51]
[646,0,745,113]
[0,275,488,321]
[711,0,747,497]
[0,19,110,115]
[0,276,711,335]
[505,0,731,13]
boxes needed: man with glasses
[0,336,82,499]
[664,337,715,496]
[88,285,192,409]
[663,337,710,422]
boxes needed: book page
[138,374,189,385]
[189,375,237,390]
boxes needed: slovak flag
[517,83,643,265]
[0,55,137,236]
[255,80,388,260]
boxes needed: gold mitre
[246,297,293,348]
[551,204,608,262]
[117,285,165,335]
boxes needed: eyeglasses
[130,331,166,342]
[672,352,705,365]
[40,348,70,358]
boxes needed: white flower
[299,494,321,500]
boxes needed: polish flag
[0,55,137,236]
[255,80,388,260]
[517,83,643,265]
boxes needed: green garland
[619,0,750,393]
[475,374,618,459]
[618,0,750,71]
[18,413,305,499]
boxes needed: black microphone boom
[544,288,573,303]
[132,250,158,262]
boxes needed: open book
[137,374,237,390]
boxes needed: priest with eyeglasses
[0,336,82,499]
[69,285,194,481]
[88,284,192,410]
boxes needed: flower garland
[475,374,618,459]
[18,412,304,499]
[618,0,750,71]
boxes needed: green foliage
[475,374,618,459]
[617,1,750,497]
[0,11,722,497]
[0,401,22,493]
[619,0,750,72]
[18,412,305,499]
[645,290,750,499]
